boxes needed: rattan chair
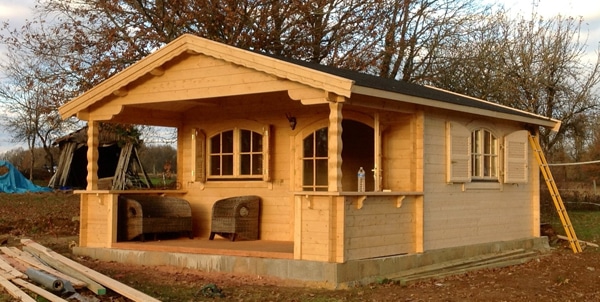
[118,194,193,241]
[209,195,260,241]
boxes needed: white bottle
[357,167,366,192]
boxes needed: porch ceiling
[128,99,214,113]
[101,99,217,127]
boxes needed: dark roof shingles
[267,53,552,123]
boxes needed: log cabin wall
[421,108,539,251]
[342,195,418,261]
[79,193,118,248]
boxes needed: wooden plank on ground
[21,239,160,302]
[11,278,69,302]
[557,235,599,247]
[0,264,69,302]
[0,247,87,288]
[0,255,25,279]
[0,254,28,274]
[0,273,36,302]
[21,246,106,296]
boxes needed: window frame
[471,128,499,181]
[205,126,269,181]
[301,127,329,191]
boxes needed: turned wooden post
[86,121,99,190]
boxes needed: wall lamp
[286,113,297,130]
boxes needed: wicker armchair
[118,194,193,241]
[209,195,260,241]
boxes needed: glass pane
[484,155,491,177]
[473,154,481,177]
[241,154,250,175]
[484,131,491,154]
[472,130,480,153]
[222,130,233,153]
[252,131,262,152]
[210,155,220,175]
[304,133,314,157]
[210,135,221,153]
[315,128,328,157]
[253,154,263,175]
[315,159,328,186]
[490,156,498,177]
[303,160,314,186]
[240,130,251,152]
[222,154,233,175]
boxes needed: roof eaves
[352,85,561,130]
[423,85,561,126]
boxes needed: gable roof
[59,34,560,130]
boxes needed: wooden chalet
[58,34,559,287]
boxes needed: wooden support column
[86,121,99,190]
[414,195,424,253]
[328,100,343,192]
[293,195,303,260]
[374,112,382,191]
[414,110,425,192]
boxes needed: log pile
[0,239,160,302]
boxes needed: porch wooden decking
[112,237,294,259]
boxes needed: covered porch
[76,190,424,262]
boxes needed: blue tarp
[0,160,53,193]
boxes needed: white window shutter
[504,130,529,183]
[446,121,471,183]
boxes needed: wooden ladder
[528,134,582,253]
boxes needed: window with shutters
[207,127,267,180]
[447,122,528,186]
[471,129,498,181]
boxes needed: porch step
[389,249,547,285]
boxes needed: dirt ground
[2,192,600,301]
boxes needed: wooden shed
[49,126,151,190]
[59,34,559,287]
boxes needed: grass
[543,210,600,243]
[148,176,178,189]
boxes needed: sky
[0,0,599,153]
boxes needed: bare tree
[428,10,600,160]
[0,20,79,178]
[0,55,43,178]
[373,0,490,82]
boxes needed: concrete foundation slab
[73,237,550,288]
